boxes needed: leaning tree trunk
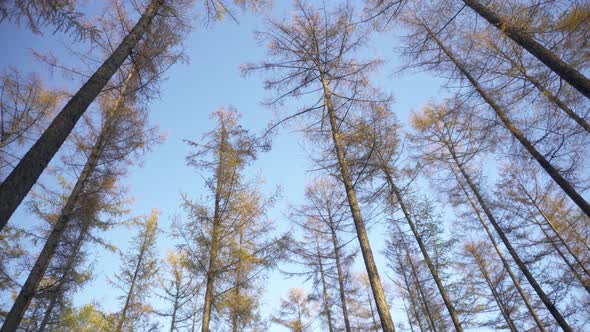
[380,162,464,332]
[468,247,519,332]
[0,84,126,331]
[425,25,590,225]
[395,250,428,332]
[451,170,547,332]
[320,75,396,332]
[462,0,590,99]
[328,220,352,332]
[316,237,335,332]
[0,0,165,231]
[116,227,151,332]
[449,149,573,332]
[38,220,91,332]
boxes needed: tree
[0,0,181,229]
[243,2,395,329]
[272,288,316,332]
[411,100,574,331]
[113,210,160,332]
[156,250,201,332]
[177,108,280,332]
[0,70,159,331]
[288,178,356,332]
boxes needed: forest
[0,0,589,331]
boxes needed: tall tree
[243,2,395,329]
[411,101,574,331]
[271,288,316,332]
[0,70,159,331]
[113,210,160,332]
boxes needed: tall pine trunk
[201,120,227,332]
[320,75,396,332]
[425,26,590,224]
[461,0,590,98]
[327,220,352,332]
[0,0,164,230]
[396,252,427,332]
[451,170,547,332]
[37,220,91,332]
[380,162,463,332]
[316,237,335,332]
[449,150,573,332]
[116,230,151,332]
[467,246,518,332]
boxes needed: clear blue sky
[1,1,450,330]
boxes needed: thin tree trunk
[426,25,590,225]
[451,170,547,332]
[327,219,352,332]
[170,286,179,332]
[38,219,92,332]
[468,247,518,332]
[397,229,438,332]
[380,163,463,332]
[201,119,227,332]
[316,238,335,332]
[449,150,573,332]
[0,0,164,230]
[462,0,590,98]
[519,184,590,282]
[231,228,244,332]
[396,251,427,332]
[116,226,151,332]
[320,75,395,332]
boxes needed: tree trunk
[450,151,573,332]
[38,220,91,332]
[321,76,395,332]
[468,247,518,332]
[0,0,164,231]
[396,251,427,332]
[425,25,590,225]
[451,170,547,332]
[380,163,463,332]
[327,219,352,332]
[201,119,227,332]
[316,238,335,332]
[462,0,590,98]
[116,226,151,332]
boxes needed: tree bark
[0,0,164,231]
[426,25,590,224]
[462,0,590,99]
[321,76,396,332]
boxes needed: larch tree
[243,2,396,329]
[0,63,161,331]
[271,287,316,332]
[112,210,160,332]
[155,250,201,332]
[177,108,280,332]
[411,100,575,331]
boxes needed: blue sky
[1,0,450,330]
